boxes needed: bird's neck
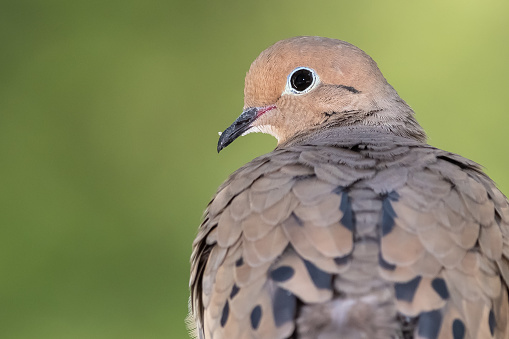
[357,96,427,143]
[278,98,427,149]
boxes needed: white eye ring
[283,67,320,95]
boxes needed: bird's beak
[217,105,276,152]
[217,107,258,152]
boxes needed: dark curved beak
[217,107,258,152]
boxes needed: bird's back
[190,126,509,339]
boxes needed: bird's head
[217,36,426,152]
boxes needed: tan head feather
[243,36,426,144]
[217,36,426,152]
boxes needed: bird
[188,36,509,339]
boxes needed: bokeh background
[1,1,508,338]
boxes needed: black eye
[290,68,314,92]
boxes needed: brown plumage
[189,36,509,339]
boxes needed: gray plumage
[189,37,509,339]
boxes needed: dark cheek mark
[337,85,360,93]
[323,109,359,118]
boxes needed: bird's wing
[190,135,509,339]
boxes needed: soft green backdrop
[1,1,508,338]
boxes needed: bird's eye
[290,68,314,92]
[284,67,319,95]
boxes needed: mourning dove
[188,36,509,339]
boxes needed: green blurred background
[1,1,508,338]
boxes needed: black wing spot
[431,278,449,300]
[381,192,398,236]
[303,259,332,290]
[333,185,345,195]
[395,276,422,302]
[290,212,304,226]
[235,257,244,267]
[273,287,297,327]
[334,254,351,266]
[250,305,262,330]
[339,192,355,231]
[220,301,229,327]
[418,310,443,339]
[379,252,396,271]
[489,309,496,336]
[229,284,240,299]
[495,211,502,226]
[452,319,465,339]
[387,190,400,202]
[270,266,295,282]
